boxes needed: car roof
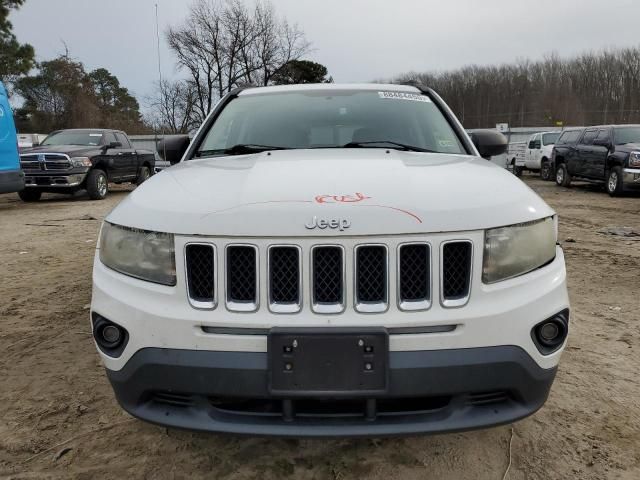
[239,83,422,96]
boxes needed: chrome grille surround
[440,240,473,308]
[267,245,303,314]
[354,244,389,313]
[310,245,346,314]
[225,244,259,312]
[184,243,217,309]
[397,242,432,311]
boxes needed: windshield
[42,131,104,146]
[542,132,560,145]
[614,127,640,145]
[195,89,466,157]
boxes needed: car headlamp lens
[629,151,640,168]
[99,222,176,285]
[70,156,92,167]
[483,217,556,284]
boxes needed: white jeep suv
[91,84,569,437]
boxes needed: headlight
[70,156,92,167]
[99,222,176,285]
[629,152,640,168]
[483,217,556,284]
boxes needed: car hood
[20,144,100,156]
[615,143,640,153]
[106,149,555,236]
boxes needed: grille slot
[398,243,430,309]
[185,244,215,307]
[152,391,193,408]
[312,246,344,312]
[226,245,258,311]
[441,241,472,306]
[467,391,509,406]
[269,246,301,312]
[355,245,387,312]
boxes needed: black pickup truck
[552,125,640,196]
[18,129,155,201]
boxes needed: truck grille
[20,153,72,171]
[184,239,474,313]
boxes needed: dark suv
[552,125,640,196]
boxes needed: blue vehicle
[0,81,24,194]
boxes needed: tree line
[395,47,640,129]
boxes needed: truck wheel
[540,160,551,180]
[514,165,523,177]
[555,164,571,187]
[18,189,42,202]
[606,166,624,197]
[86,169,108,200]
[135,166,151,186]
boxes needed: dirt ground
[0,177,639,480]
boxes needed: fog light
[531,309,569,355]
[539,322,560,343]
[92,312,128,358]
[101,325,121,345]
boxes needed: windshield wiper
[341,141,436,153]
[195,144,291,157]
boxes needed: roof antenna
[154,3,167,164]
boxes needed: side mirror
[103,141,122,151]
[470,130,508,159]
[157,135,190,165]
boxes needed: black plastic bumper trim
[105,345,557,437]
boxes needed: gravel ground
[0,177,638,479]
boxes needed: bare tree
[166,0,310,124]
[146,79,196,134]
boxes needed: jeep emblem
[305,216,351,231]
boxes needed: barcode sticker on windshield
[89,133,103,137]
[378,91,431,102]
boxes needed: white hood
[106,149,554,236]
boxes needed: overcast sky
[10,0,640,109]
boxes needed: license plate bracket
[268,328,389,396]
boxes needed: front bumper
[23,169,88,188]
[0,169,25,194]
[622,168,640,189]
[106,345,557,437]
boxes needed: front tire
[135,166,151,186]
[606,166,624,197]
[540,159,551,180]
[86,169,108,200]
[18,189,42,202]
[555,164,571,187]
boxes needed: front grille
[398,244,430,307]
[185,244,215,306]
[441,241,472,304]
[269,246,300,309]
[152,391,194,408]
[20,154,71,171]
[226,246,258,308]
[184,239,473,313]
[312,246,344,308]
[355,246,387,310]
